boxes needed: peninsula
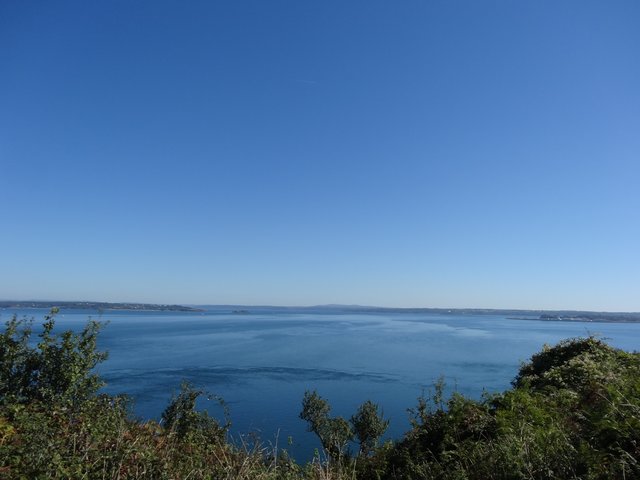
[0,301,203,312]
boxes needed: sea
[2,306,640,461]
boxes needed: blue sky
[1,1,639,310]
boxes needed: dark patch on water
[103,365,398,388]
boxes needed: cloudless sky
[1,1,639,310]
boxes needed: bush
[351,400,389,456]
[300,390,353,460]
[380,337,640,479]
[0,309,107,407]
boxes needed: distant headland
[0,301,203,312]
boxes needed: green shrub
[378,337,640,479]
[0,309,107,407]
[351,400,389,456]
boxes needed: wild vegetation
[1,311,638,479]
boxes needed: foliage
[300,390,332,438]
[350,400,389,456]
[161,380,229,442]
[300,390,354,460]
[0,309,107,407]
[377,336,640,479]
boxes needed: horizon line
[1,299,639,315]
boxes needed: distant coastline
[0,301,203,312]
[189,304,640,323]
[507,313,640,323]
[341,306,640,323]
[2,301,639,322]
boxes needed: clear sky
[1,1,639,310]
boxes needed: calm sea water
[3,307,640,460]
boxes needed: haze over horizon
[2,1,639,311]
